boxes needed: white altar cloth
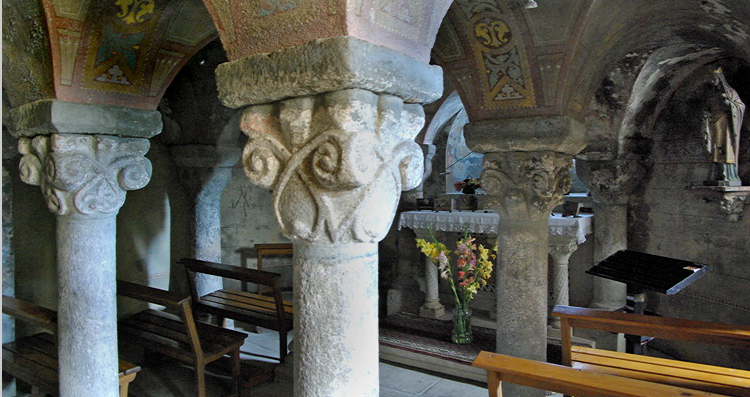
[398,210,593,244]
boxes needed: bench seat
[571,345,750,396]
[2,296,140,397]
[553,305,750,397]
[180,258,294,363]
[472,351,731,397]
[117,280,248,397]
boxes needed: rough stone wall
[220,164,289,266]
[629,81,750,370]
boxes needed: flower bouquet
[454,178,481,194]
[416,230,496,343]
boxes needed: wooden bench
[472,351,731,396]
[116,280,248,397]
[2,295,140,397]
[553,305,750,397]
[180,258,294,363]
[236,243,293,294]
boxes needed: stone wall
[220,164,290,266]
[629,84,750,370]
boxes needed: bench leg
[194,359,207,397]
[279,330,288,363]
[119,372,138,397]
[230,349,241,397]
[488,372,503,397]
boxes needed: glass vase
[451,305,473,344]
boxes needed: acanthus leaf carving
[481,151,572,219]
[240,89,425,244]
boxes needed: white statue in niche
[703,67,745,186]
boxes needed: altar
[394,210,593,324]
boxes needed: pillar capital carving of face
[18,134,152,217]
[240,88,425,245]
[480,151,572,220]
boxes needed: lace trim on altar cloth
[398,211,593,244]
[398,211,500,234]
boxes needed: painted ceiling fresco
[40,0,217,109]
[432,0,589,122]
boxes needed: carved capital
[480,151,572,220]
[548,236,580,264]
[18,135,151,217]
[240,89,425,244]
[576,156,646,205]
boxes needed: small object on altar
[562,201,581,217]
[416,198,433,211]
[454,177,481,194]
[453,195,478,211]
[434,197,451,211]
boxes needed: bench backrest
[116,280,204,358]
[179,258,287,328]
[2,295,57,333]
[552,305,750,366]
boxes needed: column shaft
[590,203,627,310]
[58,215,119,397]
[294,243,379,397]
[415,230,445,318]
[190,170,230,296]
[547,237,578,329]
[495,220,549,361]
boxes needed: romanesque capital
[481,151,572,221]
[575,156,646,205]
[17,134,152,217]
[240,88,425,244]
[548,236,580,264]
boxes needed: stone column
[414,229,445,318]
[548,236,579,328]
[466,117,584,397]
[216,37,442,397]
[7,100,160,397]
[576,158,643,311]
[171,144,240,297]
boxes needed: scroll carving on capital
[240,88,425,244]
[480,152,572,219]
[18,135,152,217]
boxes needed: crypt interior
[2,1,750,397]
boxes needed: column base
[419,302,445,318]
[387,288,424,316]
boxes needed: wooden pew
[235,243,293,294]
[180,258,294,363]
[2,295,140,397]
[116,280,247,397]
[472,351,731,397]
[553,305,750,397]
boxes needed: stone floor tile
[379,363,442,395]
[420,378,487,397]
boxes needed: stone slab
[6,100,163,139]
[216,36,444,108]
[465,116,586,155]
[379,345,487,383]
